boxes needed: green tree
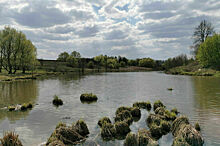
[192,20,215,55]
[19,39,37,73]
[87,61,94,69]
[70,51,81,58]
[0,26,37,74]
[94,55,105,71]
[196,34,220,68]
[57,52,69,62]
[138,58,155,68]
[107,58,118,69]
[66,55,78,67]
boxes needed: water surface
[0,72,219,146]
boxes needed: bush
[197,34,220,69]
[52,95,63,106]
[0,131,23,146]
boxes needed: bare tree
[191,20,215,55]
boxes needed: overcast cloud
[0,0,219,60]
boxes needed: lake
[0,72,220,146]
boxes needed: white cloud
[0,0,219,60]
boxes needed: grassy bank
[0,66,153,82]
[166,61,220,77]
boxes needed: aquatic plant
[167,88,173,91]
[98,117,111,127]
[137,129,158,146]
[0,131,23,146]
[47,120,89,145]
[160,120,171,135]
[133,101,151,110]
[101,122,116,140]
[52,95,63,106]
[130,107,141,118]
[124,132,138,146]
[114,121,130,136]
[171,116,204,146]
[115,110,133,125]
[20,103,28,111]
[171,116,190,136]
[171,108,178,115]
[27,103,33,109]
[153,100,165,111]
[8,106,15,111]
[80,93,98,102]
[74,119,89,136]
[195,122,201,131]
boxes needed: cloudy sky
[0,0,219,60]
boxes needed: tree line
[0,26,38,74]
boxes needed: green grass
[167,61,220,76]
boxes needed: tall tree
[192,20,215,55]
[57,52,69,62]
[0,26,37,74]
[70,51,81,58]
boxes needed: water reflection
[192,77,220,145]
[0,80,38,121]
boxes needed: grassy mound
[52,95,63,106]
[153,100,165,111]
[171,116,204,146]
[137,129,158,146]
[80,93,98,102]
[100,122,116,141]
[133,101,151,111]
[115,121,131,136]
[124,132,138,146]
[75,119,90,137]
[98,117,111,127]
[0,131,23,146]
[46,120,89,145]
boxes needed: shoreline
[0,66,153,82]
